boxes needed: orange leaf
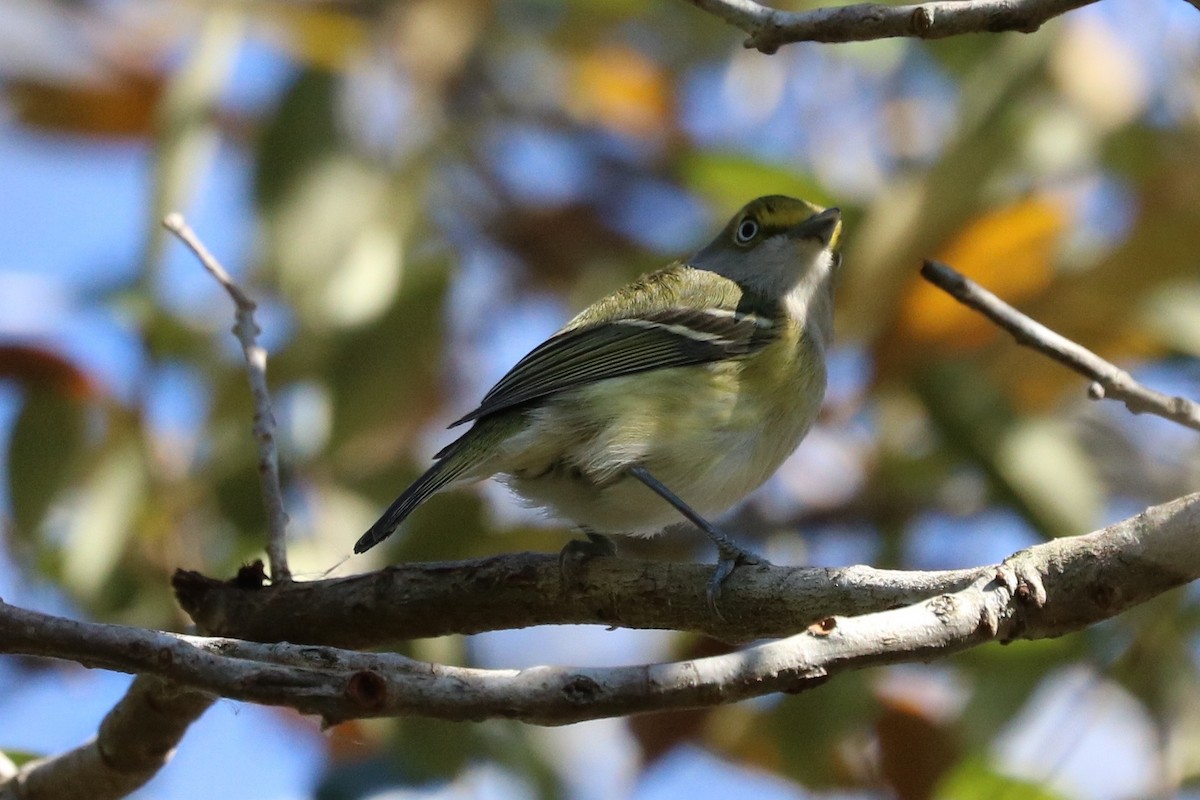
[9,73,161,137]
[897,197,1067,349]
[0,345,98,399]
[875,694,958,800]
[568,45,671,139]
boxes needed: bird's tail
[354,435,480,554]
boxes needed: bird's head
[692,195,842,298]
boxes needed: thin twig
[921,260,1200,433]
[683,0,1097,53]
[163,213,291,582]
[0,492,1197,725]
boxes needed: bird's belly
[498,361,822,535]
[505,443,781,534]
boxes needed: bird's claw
[558,531,618,588]
[705,544,764,620]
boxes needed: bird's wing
[448,306,778,427]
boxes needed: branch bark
[0,678,213,800]
[1,492,1196,727]
[173,556,986,647]
[682,0,1097,53]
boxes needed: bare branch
[682,0,1097,53]
[6,215,292,800]
[0,492,1196,726]
[174,556,986,647]
[162,213,291,582]
[921,260,1200,433]
[0,678,212,800]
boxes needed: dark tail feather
[354,441,473,554]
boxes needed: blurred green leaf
[772,671,877,788]
[934,754,1066,800]
[61,440,147,600]
[994,418,1102,536]
[254,68,341,214]
[326,258,451,472]
[1108,591,1195,718]
[213,462,270,555]
[915,361,1102,539]
[7,385,88,539]
[0,748,40,768]
[679,152,830,216]
[955,638,1083,750]
[389,718,481,782]
[1141,282,1200,357]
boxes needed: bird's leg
[559,528,618,588]
[628,465,764,616]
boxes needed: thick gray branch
[174,557,985,646]
[921,260,1200,433]
[1,493,1196,726]
[0,678,213,800]
[683,0,1097,53]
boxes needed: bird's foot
[706,541,765,620]
[558,531,617,588]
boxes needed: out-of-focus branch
[2,217,296,799]
[0,678,212,800]
[1,492,1197,726]
[682,0,1097,53]
[921,260,1200,433]
[163,213,291,582]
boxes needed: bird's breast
[496,333,826,535]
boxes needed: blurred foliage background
[1,0,1199,798]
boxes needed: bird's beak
[789,207,841,247]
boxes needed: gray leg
[628,465,763,616]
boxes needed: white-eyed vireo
[356,195,843,611]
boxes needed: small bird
[356,196,843,611]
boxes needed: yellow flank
[497,286,826,534]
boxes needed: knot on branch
[561,674,603,704]
[911,5,935,34]
[345,670,388,710]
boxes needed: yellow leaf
[897,197,1067,348]
[268,6,367,71]
[568,45,670,139]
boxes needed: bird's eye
[735,218,759,244]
